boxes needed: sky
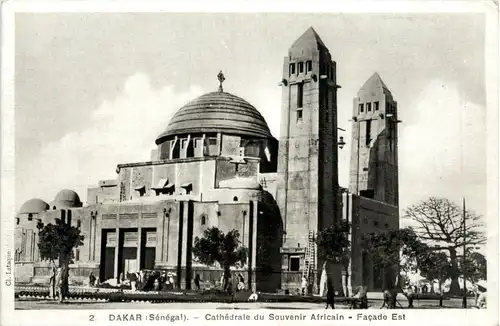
[15,13,487,221]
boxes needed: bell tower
[276,27,341,272]
[349,73,399,206]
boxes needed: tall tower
[349,73,399,206]
[277,27,341,271]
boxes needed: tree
[315,220,351,296]
[404,197,486,294]
[459,251,487,284]
[192,227,248,292]
[363,228,429,289]
[419,250,451,293]
[37,218,84,301]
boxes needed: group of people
[216,273,246,292]
[125,270,177,292]
[87,270,249,293]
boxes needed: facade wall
[345,194,399,292]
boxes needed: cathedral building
[15,27,399,294]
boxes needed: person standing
[129,271,138,291]
[55,267,63,303]
[88,272,96,287]
[325,281,335,309]
[301,276,308,296]
[49,267,56,299]
[194,274,201,291]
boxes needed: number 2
[89,315,95,322]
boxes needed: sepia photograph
[2,3,497,321]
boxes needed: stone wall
[346,193,399,292]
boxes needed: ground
[15,297,477,310]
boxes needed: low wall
[29,264,100,285]
[15,262,35,283]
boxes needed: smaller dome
[53,189,82,208]
[19,198,49,214]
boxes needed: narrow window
[233,196,238,202]
[298,62,304,74]
[297,109,303,122]
[367,103,372,112]
[28,213,33,221]
[289,63,296,76]
[75,249,80,261]
[306,60,312,72]
[77,220,81,228]
[374,101,379,111]
[201,215,206,225]
[359,103,364,113]
[297,83,303,108]
[365,119,372,146]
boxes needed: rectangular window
[365,119,372,146]
[306,60,312,72]
[289,257,300,271]
[75,249,80,261]
[359,103,364,113]
[297,109,303,122]
[298,62,304,74]
[289,63,296,76]
[367,103,372,112]
[297,83,303,108]
[374,101,379,111]
[209,138,217,145]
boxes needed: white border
[2,1,499,326]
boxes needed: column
[157,210,165,265]
[113,228,120,279]
[137,208,143,271]
[250,201,258,291]
[180,201,189,289]
[137,227,142,271]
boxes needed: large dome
[19,198,49,214]
[156,91,273,145]
[53,189,82,208]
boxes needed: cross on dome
[217,71,225,92]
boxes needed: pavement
[15,297,477,310]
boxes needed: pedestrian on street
[301,276,308,296]
[194,274,201,291]
[325,281,335,309]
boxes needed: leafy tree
[37,218,84,301]
[192,227,248,292]
[363,228,429,289]
[404,197,485,294]
[458,251,487,284]
[419,250,451,293]
[315,220,351,295]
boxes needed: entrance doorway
[119,229,138,277]
[140,228,156,270]
[100,230,117,281]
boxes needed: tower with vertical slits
[277,27,341,272]
[349,73,399,206]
